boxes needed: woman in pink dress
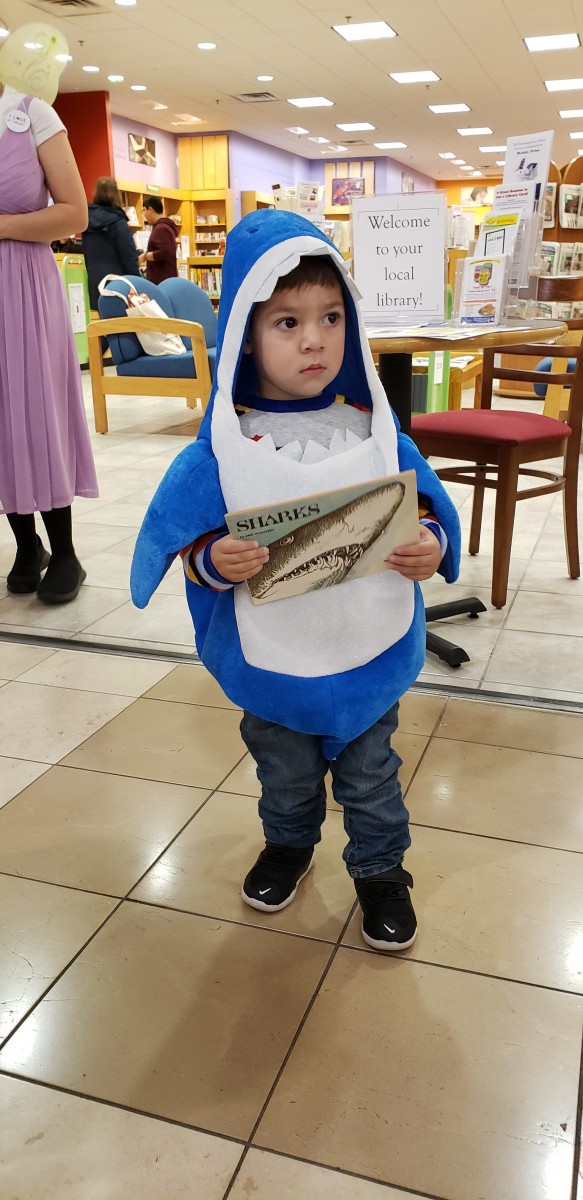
[0,84,98,603]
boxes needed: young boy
[131,209,460,952]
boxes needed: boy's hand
[210,535,269,583]
[386,525,442,581]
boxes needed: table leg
[377,352,412,436]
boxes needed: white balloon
[0,23,70,104]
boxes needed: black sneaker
[355,865,417,952]
[37,555,86,605]
[242,843,314,912]
[7,536,50,594]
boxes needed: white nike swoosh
[383,924,396,934]
[259,888,271,896]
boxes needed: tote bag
[98,276,187,357]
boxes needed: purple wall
[111,114,179,188]
[228,132,325,222]
[374,158,437,195]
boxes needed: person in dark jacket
[82,177,140,309]
[139,195,179,284]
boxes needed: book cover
[225,470,419,604]
[559,185,581,229]
[543,183,557,227]
[571,243,583,274]
[558,242,575,274]
[539,241,559,275]
[457,256,508,324]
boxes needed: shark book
[225,470,419,604]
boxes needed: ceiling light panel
[286,126,309,135]
[336,122,375,131]
[390,70,440,84]
[478,145,506,152]
[428,103,470,113]
[525,33,580,52]
[288,96,334,108]
[374,141,407,149]
[333,21,396,41]
[545,78,583,91]
[457,126,493,136]
[559,108,583,118]
[439,152,456,159]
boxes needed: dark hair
[143,195,163,214]
[272,255,342,295]
[93,176,122,207]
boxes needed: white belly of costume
[212,392,415,678]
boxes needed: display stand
[55,253,90,367]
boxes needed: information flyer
[351,192,446,325]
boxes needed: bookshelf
[188,188,234,308]
[241,190,275,217]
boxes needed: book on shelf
[571,243,583,274]
[571,301,583,318]
[539,241,560,276]
[558,242,575,274]
[225,470,419,605]
[543,183,557,227]
[559,184,582,229]
[190,266,223,298]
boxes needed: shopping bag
[98,276,186,356]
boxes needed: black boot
[37,555,86,605]
[7,535,50,594]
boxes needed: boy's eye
[277,317,297,329]
[326,311,342,325]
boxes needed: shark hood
[130,208,461,754]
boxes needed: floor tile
[0,875,116,1041]
[436,697,583,758]
[254,951,581,1200]
[342,824,583,991]
[0,587,128,634]
[520,559,583,596]
[231,1150,414,1199]
[0,757,50,811]
[17,649,175,697]
[83,594,195,645]
[0,682,134,764]
[398,689,446,735]
[406,738,583,852]
[505,590,583,636]
[63,697,246,789]
[483,630,583,691]
[0,641,55,680]
[0,767,210,895]
[145,663,240,709]
[0,1076,242,1200]
[71,522,140,557]
[0,904,331,1139]
[132,791,356,941]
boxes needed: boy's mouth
[301,364,325,373]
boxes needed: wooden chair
[87,315,212,434]
[411,341,583,608]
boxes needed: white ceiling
[2,0,583,178]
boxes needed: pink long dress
[0,94,98,515]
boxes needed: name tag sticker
[5,110,31,133]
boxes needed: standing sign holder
[55,253,90,367]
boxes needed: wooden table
[368,319,568,435]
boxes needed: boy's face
[245,278,345,402]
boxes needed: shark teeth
[261,430,364,463]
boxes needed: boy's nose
[302,324,324,350]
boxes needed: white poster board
[503,131,553,196]
[351,192,446,325]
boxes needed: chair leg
[88,337,108,434]
[449,377,462,410]
[473,373,483,408]
[469,464,487,555]
[563,446,581,579]
[491,448,520,608]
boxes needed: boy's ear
[243,337,253,356]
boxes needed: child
[131,209,461,952]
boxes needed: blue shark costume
[131,210,461,759]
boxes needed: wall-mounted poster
[331,176,365,206]
[401,173,414,194]
[460,185,495,207]
[128,132,157,168]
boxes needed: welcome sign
[351,192,447,325]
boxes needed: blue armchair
[87,275,217,433]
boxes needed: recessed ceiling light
[453,159,465,165]
[525,33,580,52]
[428,103,470,113]
[333,20,396,41]
[336,122,375,131]
[82,65,100,73]
[478,144,506,152]
[131,84,147,91]
[389,70,440,84]
[439,151,456,159]
[308,136,329,143]
[569,131,583,138]
[0,26,9,38]
[559,108,583,117]
[257,75,273,81]
[460,164,475,170]
[578,148,583,155]
[495,160,506,166]
[472,171,484,176]
[56,53,73,63]
[108,74,124,83]
[286,126,309,135]
[115,0,137,6]
[545,77,583,91]
[173,113,202,123]
[288,96,334,108]
[374,141,407,149]
[152,102,168,110]
[197,42,216,50]
[457,126,493,136]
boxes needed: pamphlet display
[543,183,557,228]
[503,131,553,195]
[559,184,583,229]
[225,470,420,604]
[351,192,447,326]
[457,255,510,325]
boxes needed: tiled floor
[0,649,581,1199]
[0,380,582,704]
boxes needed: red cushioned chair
[411,342,582,609]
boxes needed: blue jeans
[239,704,411,879]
